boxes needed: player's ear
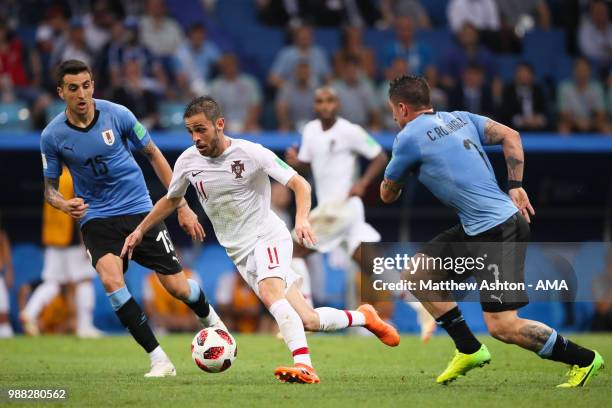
[216,117,225,131]
[57,86,64,101]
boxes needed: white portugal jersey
[167,138,297,262]
[297,117,382,205]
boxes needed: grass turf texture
[0,334,609,407]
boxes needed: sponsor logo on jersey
[275,157,290,170]
[231,160,245,179]
[102,129,115,146]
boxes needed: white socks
[315,307,366,331]
[75,281,95,332]
[269,299,312,367]
[0,322,13,338]
[23,281,60,319]
[149,345,170,364]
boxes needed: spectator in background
[268,24,331,89]
[34,7,68,92]
[578,0,612,66]
[18,279,75,335]
[558,57,608,134]
[275,60,317,131]
[424,65,449,111]
[495,0,551,53]
[380,0,431,29]
[175,23,222,98]
[50,17,93,67]
[83,0,117,55]
[440,23,497,88]
[591,250,612,331]
[107,17,167,94]
[447,0,501,33]
[0,212,14,338]
[500,62,548,132]
[448,63,495,116]
[383,16,433,76]
[0,19,51,128]
[210,54,262,133]
[143,268,200,334]
[139,0,184,76]
[256,0,381,27]
[333,26,376,79]
[333,55,381,129]
[110,57,160,130]
[379,57,409,130]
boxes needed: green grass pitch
[0,333,609,407]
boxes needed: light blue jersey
[385,111,518,235]
[40,99,153,225]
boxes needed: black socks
[436,307,482,354]
[548,334,595,368]
[115,297,159,353]
[185,290,211,318]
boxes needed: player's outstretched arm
[141,140,203,236]
[483,119,536,222]
[380,178,403,204]
[44,177,88,219]
[286,174,317,248]
[350,151,388,197]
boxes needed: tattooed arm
[44,177,88,219]
[483,119,535,222]
[380,178,403,204]
[141,139,203,240]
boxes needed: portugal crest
[231,160,245,179]
[102,129,115,146]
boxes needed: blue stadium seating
[0,102,31,133]
[495,54,521,83]
[522,29,567,82]
[159,102,187,131]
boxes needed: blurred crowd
[0,0,610,134]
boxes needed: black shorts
[420,212,530,313]
[81,213,182,275]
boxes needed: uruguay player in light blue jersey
[380,75,603,388]
[40,60,226,377]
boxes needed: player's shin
[270,298,313,367]
[184,278,226,330]
[536,329,596,367]
[436,306,482,354]
[107,286,161,356]
[315,307,365,330]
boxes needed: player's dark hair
[183,96,223,122]
[388,75,431,109]
[55,59,92,87]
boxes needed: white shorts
[295,196,381,255]
[235,236,303,300]
[41,246,97,284]
[0,276,8,313]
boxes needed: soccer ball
[191,327,237,373]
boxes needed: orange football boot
[357,304,400,347]
[274,363,320,384]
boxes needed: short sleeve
[117,104,151,150]
[457,111,490,145]
[297,126,313,163]
[40,130,62,179]
[349,124,382,160]
[384,133,421,183]
[166,156,190,199]
[252,143,297,185]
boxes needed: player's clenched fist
[120,228,144,260]
[63,197,88,219]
